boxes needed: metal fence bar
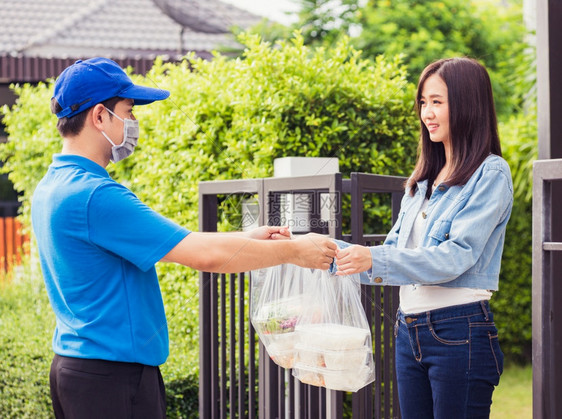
[211,273,220,418]
[372,285,383,417]
[237,272,246,419]
[288,371,296,418]
[249,302,257,419]
[354,283,374,417]
[220,274,227,418]
[532,158,562,419]
[229,273,236,417]
[198,190,217,417]
[383,286,392,418]
[326,388,343,418]
[259,347,280,418]
[392,285,401,418]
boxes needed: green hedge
[493,108,537,364]
[0,261,54,418]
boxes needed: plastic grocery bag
[291,270,376,392]
[250,264,313,369]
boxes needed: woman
[335,57,513,418]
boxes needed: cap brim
[119,84,170,105]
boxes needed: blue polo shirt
[31,154,189,366]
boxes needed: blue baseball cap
[53,57,170,119]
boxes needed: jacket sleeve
[366,163,513,286]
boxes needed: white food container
[262,331,298,369]
[322,365,374,392]
[263,331,298,353]
[295,323,370,350]
[295,345,324,368]
[293,363,375,392]
[268,348,296,369]
[295,344,371,370]
[293,368,324,387]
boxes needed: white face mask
[101,107,140,163]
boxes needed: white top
[399,198,492,314]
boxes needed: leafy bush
[0,259,54,418]
[0,33,418,417]
[493,108,537,364]
[0,83,59,228]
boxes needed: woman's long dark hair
[407,57,502,196]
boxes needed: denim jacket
[339,154,513,290]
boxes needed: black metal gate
[198,172,406,418]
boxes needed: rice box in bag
[292,270,376,392]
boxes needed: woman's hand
[335,245,372,275]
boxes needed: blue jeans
[394,300,503,419]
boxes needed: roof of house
[0,0,261,58]
[0,0,262,81]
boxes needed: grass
[490,363,532,419]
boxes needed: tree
[296,0,363,45]
[288,0,531,117]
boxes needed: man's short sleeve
[88,182,189,271]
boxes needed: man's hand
[334,244,372,275]
[292,233,337,270]
[246,226,292,240]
